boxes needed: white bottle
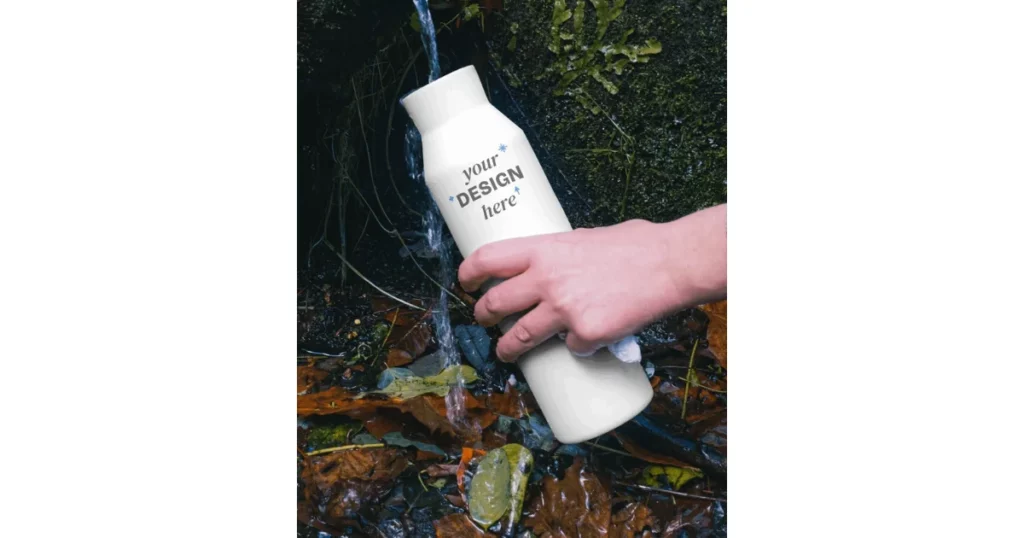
[401,65,653,444]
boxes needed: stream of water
[407,0,465,423]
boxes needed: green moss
[543,0,662,98]
[486,0,727,225]
[306,422,359,451]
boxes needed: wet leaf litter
[298,293,726,536]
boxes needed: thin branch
[351,78,395,228]
[306,443,385,457]
[324,240,426,311]
[371,308,399,366]
[612,481,726,503]
[681,339,698,420]
[584,441,634,459]
[385,49,424,219]
[338,177,467,309]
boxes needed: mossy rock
[485,0,726,226]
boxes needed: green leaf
[409,10,421,32]
[639,39,663,55]
[428,478,447,489]
[468,448,511,527]
[381,431,446,456]
[500,444,534,524]
[640,465,704,490]
[462,3,481,21]
[373,365,478,400]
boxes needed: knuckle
[480,291,501,318]
[572,317,606,345]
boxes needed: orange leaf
[484,381,527,418]
[456,447,474,493]
[699,300,727,369]
[297,366,328,396]
[434,513,495,537]
[297,387,497,444]
[610,502,658,538]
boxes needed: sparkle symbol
[448,195,454,202]
[498,143,507,152]
[514,186,520,194]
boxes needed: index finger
[458,238,536,292]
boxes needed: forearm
[656,203,727,309]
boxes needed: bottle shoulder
[421,104,524,175]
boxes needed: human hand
[458,205,726,362]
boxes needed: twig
[337,176,466,309]
[306,443,384,457]
[324,240,425,311]
[351,79,395,228]
[299,349,346,358]
[385,49,424,219]
[584,441,635,459]
[371,308,398,366]
[681,339,698,420]
[612,481,726,503]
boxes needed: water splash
[407,0,465,423]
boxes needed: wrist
[656,205,727,309]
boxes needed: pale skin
[458,203,727,362]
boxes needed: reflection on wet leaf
[300,447,408,525]
[610,502,658,538]
[455,324,494,375]
[374,365,479,400]
[501,444,534,525]
[523,458,611,537]
[640,465,703,491]
[468,448,511,527]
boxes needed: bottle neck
[400,65,489,134]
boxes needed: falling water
[412,0,441,82]
[406,0,465,423]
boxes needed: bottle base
[517,338,655,445]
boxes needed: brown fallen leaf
[661,500,720,538]
[424,463,459,477]
[374,298,433,364]
[300,447,408,525]
[613,432,693,470]
[698,300,726,369]
[523,458,612,537]
[610,503,658,538]
[297,387,496,443]
[362,413,406,439]
[386,348,415,367]
[298,365,328,396]
[434,513,495,537]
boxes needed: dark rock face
[483,0,727,226]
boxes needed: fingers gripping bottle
[401,66,653,444]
